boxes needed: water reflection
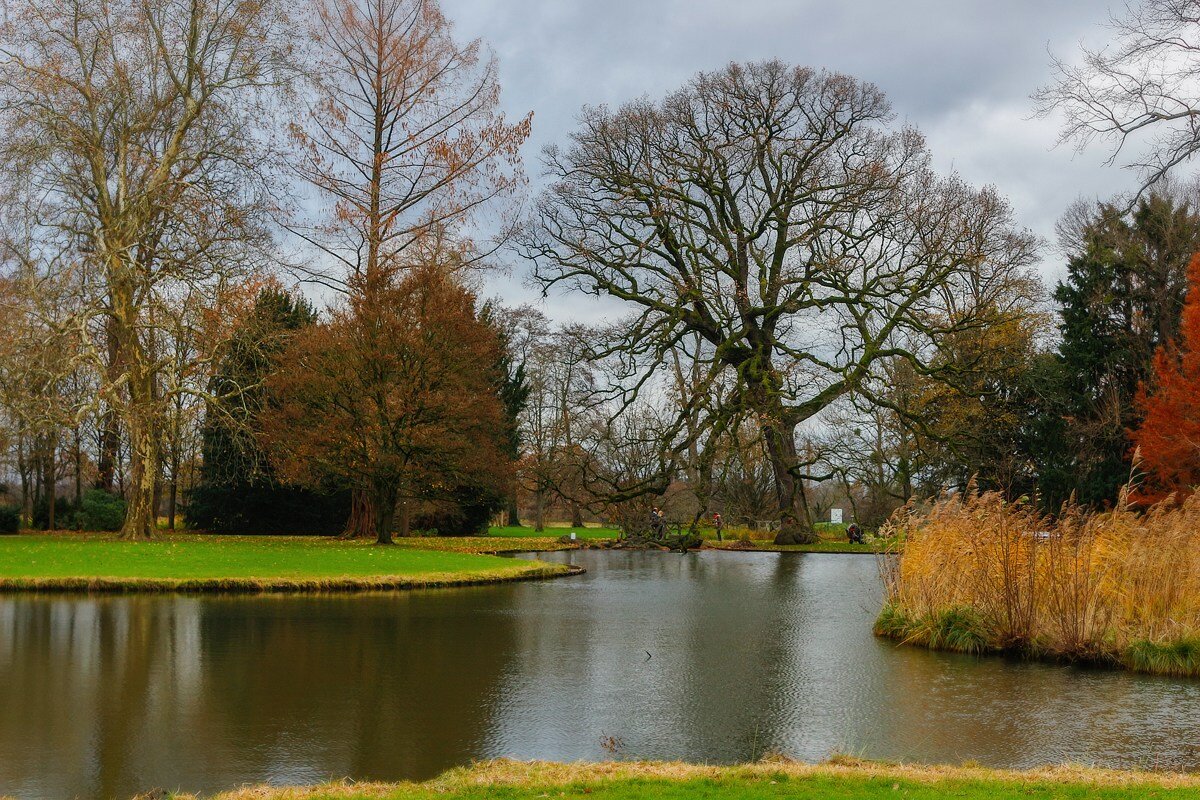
[1,591,519,798]
[2,550,1200,799]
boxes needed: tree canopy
[1132,253,1200,503]
[524,60,1037,542]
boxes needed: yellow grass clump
[876,486,1200,676]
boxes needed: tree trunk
[152,469,162,532]
[373,485,397,545]
[762,419,817,545]
[343,489,375,538]
[166,479,177,531]
[73,426,83,508]
[505,495,521,527]
[398,500,411,538]
[47,490,55,530]
[570,501,583,528]
[44,438,56,532]
[898,452,914,503]
[111,268,159,540]
[120,360,159,539]
[96,409,120,492]
[96,317,122,492]
[31,437,43,529]
[166,396,182,530]
[17,435,31,526]
[533,488,545,532]
[122,411,159,540]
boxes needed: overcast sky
[440,0,1135,321]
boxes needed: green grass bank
[875,602,1200,678]
[0,533,577,593]
[160,759,1200,800]
[487,524,621,540]
[485,519,893,552]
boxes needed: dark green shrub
[185,287,349,535]
[76,490,126,532]
[874,603,995,655]
[0,505,19,534]
[31,496,74,530]
[411,485,504,536]
[187,481,349,534]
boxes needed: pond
[2,549,1199,799]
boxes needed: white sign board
[830,508,843,524]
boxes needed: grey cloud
[451,1,1135,318]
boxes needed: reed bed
[876,487,1200,676]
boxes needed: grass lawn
[705,523,896,554]
[393,535,583,553]
[482,522,897,554]
[180,759,1200,800]
[0,533,575,592]
[487,524,621,540]
[481,522,894,553]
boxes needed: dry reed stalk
[879,485,1200,674]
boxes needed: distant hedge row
[0,489,126,534]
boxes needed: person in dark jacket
[649,507,666,539]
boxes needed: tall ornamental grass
[876,487,1200,676]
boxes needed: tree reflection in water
[3,552,1200,800]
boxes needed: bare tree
[1036,0,1200,196]
[573,397,679,537]
[715,427,778,533]
[516,322,598,530]
[0,254,87,529]
[525,61,1037,543]
[290,0,531,293]
[0,0,293,537]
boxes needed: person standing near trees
[712,511,723,541]
[649,507,666,539]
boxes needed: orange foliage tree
[1131,253,1200,503]
[260,263,511,544]
[288,0,529,535]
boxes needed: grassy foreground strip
[175,759,1200,800]
[0,534,577,593]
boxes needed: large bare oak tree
[524,61,1036,543]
